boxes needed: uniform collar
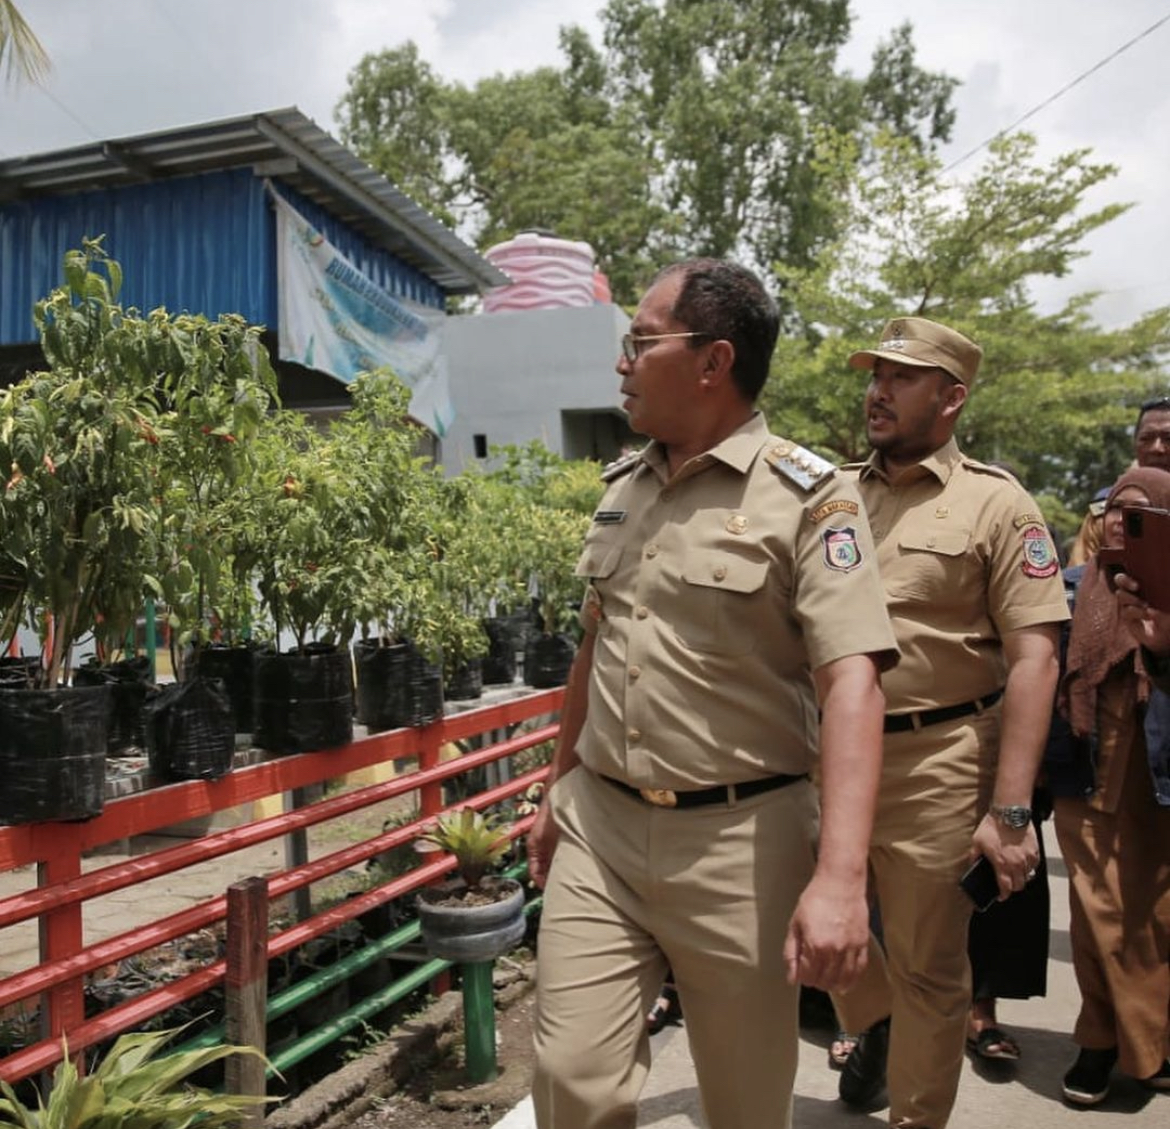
[859,435,963,486]
[642,412,769,482]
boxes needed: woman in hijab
[1054,467,1170,1106]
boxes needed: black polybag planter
[145,677,235,781]
[354,639,443,731]
[0,656,39,689]
[253,644,354,754]
[74,655,153,753]
[445,657,483,701]
[524,633,576,688]
[0,685,110,824]
[193,643,255,734]
[481,618,517,685]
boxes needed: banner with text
[274,193,453,436]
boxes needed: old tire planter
[0,684,110,824]
[416,878,526,963]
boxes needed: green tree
[762,130,1170,532]
[335,1,956,306]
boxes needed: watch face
[996,805,1031,829]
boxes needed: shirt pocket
[886,528,972,602]
[676,551,770,656]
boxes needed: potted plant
[246,409,359,754]
[482,443,599,688]
[151,309,277,737]
[516,502,591,688]
[414,808,525,963]
[0,240,165,820]
[414,807,526,1084]
[335,373,451,730]
[0,1027,270,1129]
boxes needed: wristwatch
[989,803,1032,830]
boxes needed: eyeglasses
[620,331,711,364]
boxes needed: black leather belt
[884,689,1003,733]
[600,772,807,809]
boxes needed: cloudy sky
[3,0,1169,326]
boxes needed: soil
[350,982,537,1129]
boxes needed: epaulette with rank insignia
[764,439,836,492]
[600,449,643,482]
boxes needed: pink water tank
[483,231,599,312]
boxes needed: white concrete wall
[438,304,635,475]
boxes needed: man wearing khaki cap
[831,316,1069,1129]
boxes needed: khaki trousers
[533,766,819,1129]
[833,710,998,1129]
[1053,732,1170,1079]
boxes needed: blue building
[0,107,506,427]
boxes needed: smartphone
[1098,505,1170,612]
[958,855,1001,912]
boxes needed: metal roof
[0,107,508,295]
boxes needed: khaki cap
[848,316,982,387]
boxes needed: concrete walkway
[492,821,1167,1127]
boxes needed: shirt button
[627,728,641,742]
[629,665,642,681]
[713,565,727,581]
[926,537,936,547]
[645,543,658,558]
[635,605,649,619]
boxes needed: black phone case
[959,855,1000,912]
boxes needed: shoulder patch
[600,449,642,482]
[1020,524,1059,579]
[764,440,837,492]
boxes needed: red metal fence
[0,687,563,1083]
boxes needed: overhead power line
[943,10,1170,173]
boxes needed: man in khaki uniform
[833,317,1069,1129]
[525,259,898,1129]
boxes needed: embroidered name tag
[593,510,627,525]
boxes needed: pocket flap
[898,529,970,557]
[682,552,768,593]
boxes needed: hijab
[1064,467,1170,736]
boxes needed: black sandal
[646,984,683,1034]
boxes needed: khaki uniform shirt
[846,438,1069,714]
[574,413,897,790]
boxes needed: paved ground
[490,821,1167,1128]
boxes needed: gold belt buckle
[639,787,678,808]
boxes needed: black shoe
[1062,1046,1117,1106]
[839,1016,890,1109]
[1142,1059,1170,1091]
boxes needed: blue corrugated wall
[0,169,445,346]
